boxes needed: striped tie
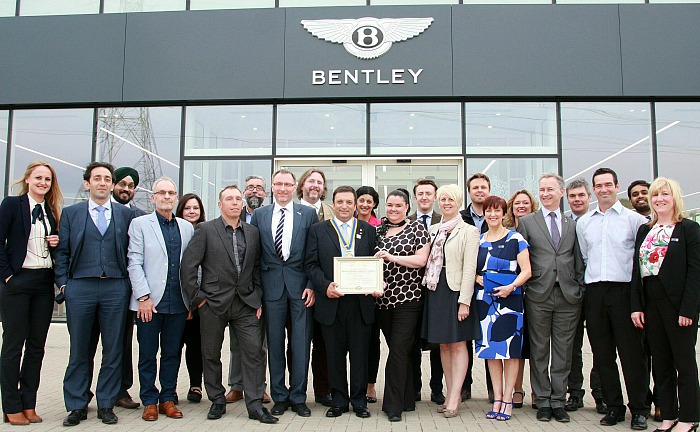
[275,208,285,260]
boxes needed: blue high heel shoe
[496,401,513,421]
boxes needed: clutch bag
[483,272,521,295]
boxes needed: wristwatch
[138,295,150,302]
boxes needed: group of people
[0,161,697,432]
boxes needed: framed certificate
[334,257,384,295]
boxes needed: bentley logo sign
[301,17,434,60]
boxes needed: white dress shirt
[576,200,647,284]
[88,199,112,227]
[300,198,321,215]
[271,200,294,261]
[22,195,52,269]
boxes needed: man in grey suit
[517,173,585,423]
[127,177,194,421]
[250,169,317,417]
[180,185,277,424]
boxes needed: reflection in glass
[561,103,653,202]
[0,0,15,16]
[654,103,700,218]
[97,107,182,212]
[466,102,557,155]
[10,109,94,206]
[371,103,461,155]
[277,104,366,156]
[190,0,274,9]
[466,157,558,206]
[19,0,99,15]
[0,111,8,195]
[103,0,185,12]
[183,159,271,220]
[185,105,272,157]
[279,0,364,6]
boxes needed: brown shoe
[3,412,30,425]
[263,392,272,404]
[225,389,243,403]
[142,404,158,421]
[22,409,42,423]
[159,401,183,419]
[116,395,140,409]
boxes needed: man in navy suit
[250,169,317,417]
[55,162,134,426]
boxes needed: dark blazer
[631,218,700,318]
[180,216,262,314]
[305,219,377,326]
[408,211,442,226]
[460,204,488,234]
[0,194,58,281]
[517,209,585,304]
[54,201,133,288]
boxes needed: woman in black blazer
[0,161,63,425]
[631,177,700,432]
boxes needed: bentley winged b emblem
[301,17,434,60]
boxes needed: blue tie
[96,206,108,236]
[275,208,285,260]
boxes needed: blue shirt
[156,212,186,314]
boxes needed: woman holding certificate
[474,195,531,422]
[421,184,480,419]
[374,189,430,422]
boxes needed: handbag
[483,272,521,295]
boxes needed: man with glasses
[250,169,318,417]
[127,178,194,422]
[242,175,268,223]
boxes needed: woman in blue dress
[474,195,531,422]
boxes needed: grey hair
[566,177,591,195]
[539,172,564,190]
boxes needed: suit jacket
[180,216,262,314]
[54,201,134,288]
[250,203,317,301]
[0,194,58,281]
[428,219,479,305]
[460,205,488,234]
[517,209,584,304]
[127,212,194,311]
[305,219,377,326]
[408,211,442,227]
[631,218,700,318]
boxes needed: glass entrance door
[276,158,462,216]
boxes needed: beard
[634,203,651,214]
[247,195,263,210]
[112,192,131,205]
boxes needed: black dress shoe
[414,391,421,402]
[631,414,648,430]
[291,403,311,417]
[63,409,87,427]
[271,401,290,415]
[97,408,118,425]
[461,388,472,401]
[552,407,571,422]
[354,406,371,418]
[386,411,402,422]
[316,394,333,407]
[325,406,349,417]
[537,407,553,421]
[248,407,279,424]
[430,392,446,405]
[600,411,626,426]
[595,398,609,414]
[565,395,583,412]
[207,403,226,420]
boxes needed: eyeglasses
[245,185,265,191]
[154,190,177,196]
[273,182,295,189]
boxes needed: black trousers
[568,314,602,399]
[311,320,330,395]
[643,277,700,422]
[377,301,422,413]
[367,310,380,385]
[585,281,649,415]
[0,268,54,414]
[179,314,203,389]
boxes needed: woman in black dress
[421,184,480,418]
[1,161,63,425]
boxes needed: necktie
[96,206,108,236]
[549,212,560,249]
[420,214,429,230]
[32,204,48,236]
[275,208,285,260]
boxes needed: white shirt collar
[593,200,623,215]
[273,200,295,213]
[300,198,321,212]
[89,199,112,212]
[542,207,562,219]
[417,210,433,218]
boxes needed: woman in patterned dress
[374,189,430,422]
[474,195,531,421]
[631,178,700,432]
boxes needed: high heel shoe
[513,391,525,408]
[486,400,502,419]
[436,405,447,413]
[653,420,678,432]
[3,412,30,425]
[21,409,42,423]
[443,407,459,418]
[496,401,513,421]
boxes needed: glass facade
[0,0,14,16]
[103,0,186,12]
[18,0,99,15]
[190,0,274,9]
[0,111,7,195]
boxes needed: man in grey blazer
[127,177,194,421]
[517,173,585,423]
[180,185,277,424]
[250,169,318,417]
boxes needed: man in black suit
[55,162,135,426]
[180,185,277,424]
[305,186,379,419]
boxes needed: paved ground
[3,323,698,431]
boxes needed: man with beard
[112,167,147,217]
[226,175,271,404]
[628,180,651,220]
